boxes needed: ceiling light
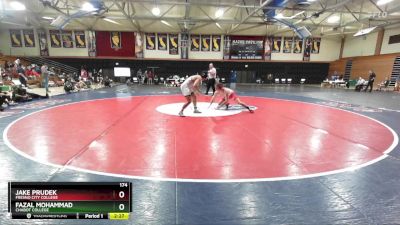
[103,18,121,25]
[327,15,340,24]
[215,22,222,29]
[307,0,317,2]
[215,8,224,18]
[42,16,54,20]
[377,0,393,5]
[353,26,377,36]
[81,2,97,12]
[275,13,284,19]
[152,7,160,16]
[10,1,26,11]
[161,20,172,27]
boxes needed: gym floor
[1,84,400,225]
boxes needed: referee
[205,63,217,95]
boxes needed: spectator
[377,77,390,91]
[355,77,366,92]
[147,70,153,85]
[137,69,142,84]
[395,76,400,92]
[17,65,28,88]
[41,63,50,96]
[365,70,376,92]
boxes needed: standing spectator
[17,65,28,87]
[137,69,142,84]
[41,64,49,97]
[80,66,88,80]
[144,70,148,84]
[205,63,217,95]
[365,70,376,92]
[147,70,153,85]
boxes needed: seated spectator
[395,76,400,92]
[12,85,32,102]
[355,77,367,92]
[377,77,390,91]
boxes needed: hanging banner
[201,35,211,51]
[180,33,189,59]
[293,37,303,53]
[74,30,86,48]
[9,29,22,47]
[37,29,49,56]
[110,31,121,49]
[145,33,156,50]
[212,35,221,52]
[223,36,231,59]
[49,30,61,48]
[157,33,167,51]
[23,29,35,47]
[312,37,321,54]
[272,36,281,53]
[135,32,144,58]
[283,37,293,53]
[303,38,312,61]
[190,35,200,51]
[61,30,73,48]
[230,36,264,60]
[88,30,96,57]
[169,34,179,55]
[264,36,273,61]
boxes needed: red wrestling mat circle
[4,96,397,181]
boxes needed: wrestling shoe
[193,109,202,113]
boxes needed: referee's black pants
[206,78,216,95]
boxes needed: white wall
[342,32,378,57]
[0,29,89,57]
[380,27,400,54]
[310,37,341,61]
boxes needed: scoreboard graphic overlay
[8,182,132,220]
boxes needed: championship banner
[201,35,211,51]
[212,35,221,52]
[283,37,293,53]
[190,35,200,51]
[312,37,321,54]
[61,30,73,48]
[134,32,144,58]
[223,36,230,59]
[23,29,35,47]
[88,30,96,57]
[74,30,86,48]
[9,30,22,47]
[293,37,303,53]
[157,33,167,51]
[169,34,179,55]
[264,36,273,61]
[303,38,312,61]
[49,30,62,48]
[37,29,49,56]
[145,33,156,50]
[230,36,264,60]
[110,31,121,49]
[272,36,281,53]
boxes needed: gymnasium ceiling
[0,0,400,37]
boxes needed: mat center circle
[156,102,255,117]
